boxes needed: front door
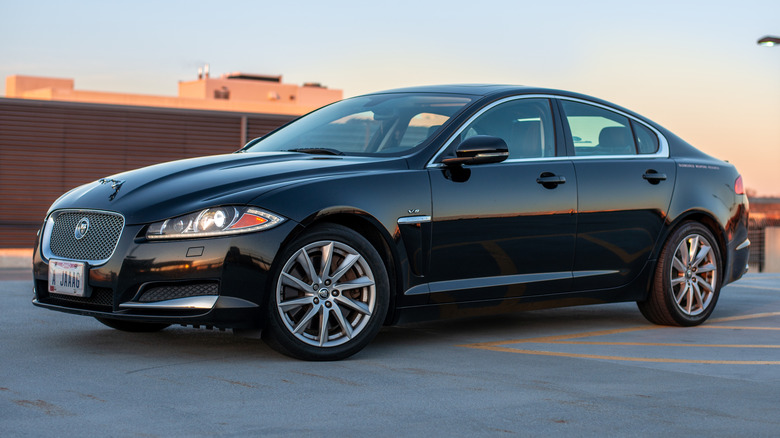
[426,97,577,305]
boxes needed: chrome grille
[46,210,124,262]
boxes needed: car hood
[49,152,407,224]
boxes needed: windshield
[243,93,474,156]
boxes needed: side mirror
[441,135,509,166]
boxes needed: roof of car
[357,84,682,139]
[369,84,539,96]
[366,84,617,106]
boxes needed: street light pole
[758,36,780,46]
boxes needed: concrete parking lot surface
[1,271,778,437]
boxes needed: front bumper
[33,220,298,329]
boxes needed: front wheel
[638,222,722,326]
[263,224,390,361]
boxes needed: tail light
[734,175,744,195]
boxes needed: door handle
[642,170,667,184]
[537,172,566,189]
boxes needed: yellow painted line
[458,311,780,364]
[729,284,780,291]
[708,312,780,323]
[461,345,780,365]
[463,326,662,349]
[546,341,780,348]
[701,326,780,331]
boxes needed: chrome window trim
[404,270,619,295]
[41,209,125,266]
[426,94,670,168]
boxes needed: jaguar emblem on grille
[74,217,90,240]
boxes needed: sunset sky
[2,0,779,196]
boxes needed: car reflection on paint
[32,85,750,360]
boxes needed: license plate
[49,259,88,297]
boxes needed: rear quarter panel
[665,156,747,284]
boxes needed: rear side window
[560,100,659,156]
[632,120,659,154]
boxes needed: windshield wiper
[285,147,345,156]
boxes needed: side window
[452,98,556,159]
[560,100,635,156]
[632,120,659,154]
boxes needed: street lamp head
[757,36,780,47]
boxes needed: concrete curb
[0,249,33,269]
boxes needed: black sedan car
[33,85,750,360]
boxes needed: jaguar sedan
[32,85,750,360]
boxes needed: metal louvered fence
[748,218,780,273]
[0,98,294,248]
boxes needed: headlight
[146,206,284,240]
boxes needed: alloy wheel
[275,240,376,347]
[669,233,718,316]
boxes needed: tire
[95,317,171,333]
[638,222,722,326]
[263,224,390,361]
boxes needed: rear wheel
[638,222,722,326]
[95,317,171,332]
[263,224,390,361]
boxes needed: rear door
[558,99,677,290]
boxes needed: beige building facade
[6,72,342,115]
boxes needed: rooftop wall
[0,98,294,248]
